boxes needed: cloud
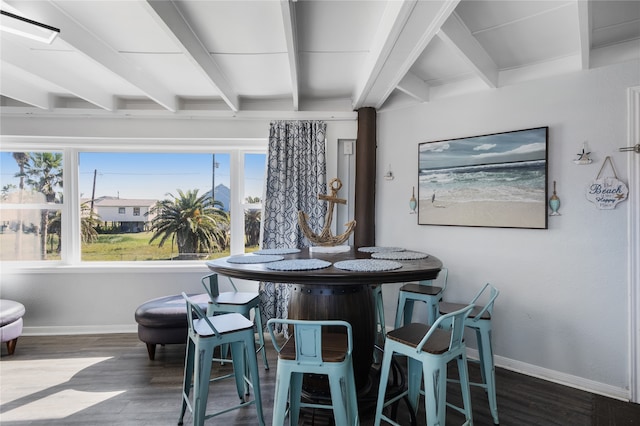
[474,142,545,159]
[509,142,546,154]
[474,143,496,151]
[421,142,450,153]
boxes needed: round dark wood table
[206,247,443,390]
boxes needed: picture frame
[418,127,548,229]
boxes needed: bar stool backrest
[201,272,239,299]
[267,318,353,365]
[467,283,500,323]
[182,292,222,338]
[416,303,474,354]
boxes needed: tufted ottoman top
[0,299,26,327]
[134,293,209,328]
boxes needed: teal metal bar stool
[439,283,500,425]
[374,304,475,426]
[394,268,448,328]
[178,293,265,426]
[267,318,359,426]
[201,272,269,370]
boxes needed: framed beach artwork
[418,127,548,229]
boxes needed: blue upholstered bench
[134,293,209,360]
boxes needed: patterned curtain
[259,120,327,330]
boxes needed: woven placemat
[253,248,301,255]
[333,259,403,272]
[265,259,332,271]
[371,251,429,260]
[226,254,284,264]
[357,246,405,253]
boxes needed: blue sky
[1,152,266,201]
[419,127,547,170]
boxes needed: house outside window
[1,141,266,265]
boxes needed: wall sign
[586,156,628,209]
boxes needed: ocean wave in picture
[420,159,545,204]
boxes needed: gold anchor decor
[298,178,356,246]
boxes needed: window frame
[1,137,267,270]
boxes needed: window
[1,140,266,265]
[0,151,64,261]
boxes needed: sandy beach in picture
[419,199,546,229]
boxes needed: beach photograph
[418,127,548,229]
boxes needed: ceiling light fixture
[1,10,60,44]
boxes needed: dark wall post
[354,107,376,247]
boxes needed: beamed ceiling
[1,0,639,119]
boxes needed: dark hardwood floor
[1,334,638,425]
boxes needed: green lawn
[1,230,257,261]
[82,231,231,261]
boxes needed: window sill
[0,261,213,274]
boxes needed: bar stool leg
[374,348,394,425]
[193,344,215,426]
[253,304,269,370]
[230,341,248,399]
[422,361,446,426]
[273,367,293,425]
[328,372,349,425]
[394,293,416,328]
[178,338,195,425]
[242,332,265,425]
[457,353,474,425]
[373,284,386,363]
[477,326,498,424]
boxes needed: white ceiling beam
[396,71,429,102]
[576,0,591,70]
[438,12,498,88]
[4,0,178,112]
[355,0,461,110]
[1,40,115,111]
[143,0,240,112]
[0,66,52,110]
[280,0,299,111]
[352,0,416,110]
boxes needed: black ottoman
[134,293,209,360]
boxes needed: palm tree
[48,201,99,254]
[12,152,29,190]
[12,152,29,253]
[244,196,261,247]
[149,189,229,259]
[23,152,63,259]
[245,208,261,247]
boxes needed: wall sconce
[384,164,394,180]
[409,187,417,214]
[549,181,561,216]
[0,10,60,44]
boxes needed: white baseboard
[23,324,137,336]
[466,348,630,402]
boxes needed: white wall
[376,60,639,398]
